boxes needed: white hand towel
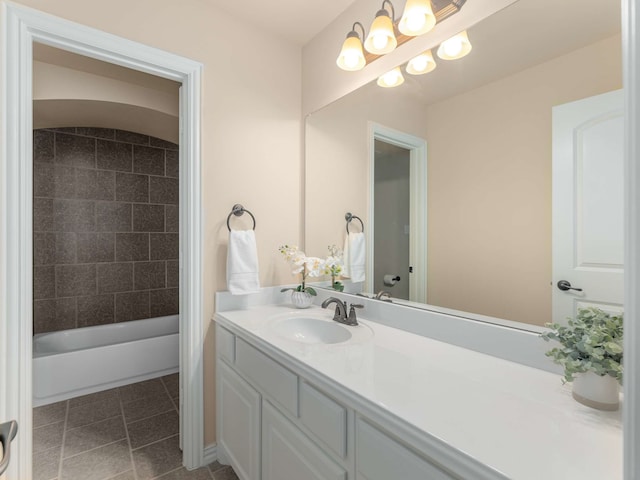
[227,229,260,295]
[342,232,366,283]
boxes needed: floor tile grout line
[118,391,140,480]
[60,437,127,462]
[56,400,70,480]
[130,432,181,453]
[160,375,179,414]
[65,412,123,434]
[123,406,176,427]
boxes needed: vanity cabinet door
[356,418,458,480]
[262,401,347,480]
[219,362,261,480]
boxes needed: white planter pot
[572,371,620,411]
[291,291,313,309]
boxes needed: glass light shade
[364,10,397,55]
[377,67,405,88]
[406,50,437,75]
[437,30,472,60]
[398,0,436,36]
[336,33,366,71]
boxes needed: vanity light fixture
[406,49,437,75]
[336,22,367,71]
[398,0,436,36]
[364,0,397,55]
[436,30,472,60]
[377,67,405,88]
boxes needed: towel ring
[345,212,364,234]
[227,204,256,231]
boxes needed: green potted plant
[279,245,322,308]
[541,307,623,411]
[322,244,344,292]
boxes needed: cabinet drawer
[236,338,298,416]
[356,418,457,480]
[263,401,347,480]
[216,325,235,364]
[300,382,347,458]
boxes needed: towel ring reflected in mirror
[345,212,364,233]
[227,204,256,231]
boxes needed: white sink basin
[270,316,352,344]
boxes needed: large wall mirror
[305,0,622,330]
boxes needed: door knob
[557,280,583,292]
[0,420,18,475]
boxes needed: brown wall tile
[115,130,149,146]
[134,146,165,176]
[77,294,115,327]
[149,177,178,204]
[34,130,54,163]
[116,291,150,322]
[166,261,178,288]
[34,266,56,299]
[34,163,54,197]
[150,289,178,317]
[55,233,77,264]
[56,264,96,297]
[134,262,166,291]
[164,150,179,179]
[150,137,178,150]
[34,298,76,333]
[97,140,132,172]
[53,199,95,232]
[97,203,132,232]
[55,133,96,168]
[150,234,178,260]
[116,234,149,261]
[76,128,115,140]
[77,233,115,264]
[34,198,54,232]
[133,204,164,232]
[53,165,77,199]
[76,169,115,201]
[97,263,133,293]
[165,206,178,233]
[33,129,180,332]
[116,173,149,203]
[34,233,56,265]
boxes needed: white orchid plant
[322,244,344,292]
[278,245,322,296]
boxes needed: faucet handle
[347,303,364,325]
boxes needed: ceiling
[206,0,358,46]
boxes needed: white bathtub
[33,315,179,406]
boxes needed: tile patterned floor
[33,374,239,480]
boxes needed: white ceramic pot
[572,371,620,411]
[291,291,313,309]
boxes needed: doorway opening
[368,123,427,304]
[2,5,204,478]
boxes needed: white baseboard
[203,443,218,466]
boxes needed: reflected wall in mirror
[305,0,622,329]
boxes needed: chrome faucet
[375,290,392,302]
[321,297,362,326]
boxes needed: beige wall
[425,34,621,325]
[12,0,302,445]
[305,83,428,258]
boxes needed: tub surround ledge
[214,288,622,480]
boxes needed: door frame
[368,122,427,303]
[623,0,640,476]
[0,3,204,477]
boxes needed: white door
[552,89,624,323]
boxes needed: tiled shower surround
[33,128,179,334]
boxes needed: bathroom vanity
[214,291,621,480]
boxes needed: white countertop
[214,304,622,480]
